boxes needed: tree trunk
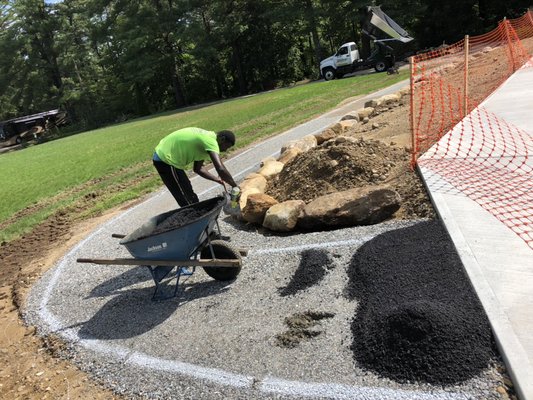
[171,66,187,107]
[304,0,323,71]
[201,9,227,98]
[232,41,247,95]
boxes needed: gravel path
[23,81,507,399]
[24,192,505,399]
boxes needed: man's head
[216,130,236,152]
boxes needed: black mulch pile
[346,220,496,385]
[278,249,334,296]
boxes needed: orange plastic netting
[410,11,533,249]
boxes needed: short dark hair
[217,130,236,146]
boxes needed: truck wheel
[374,61,387,73]
[322,68,336,81]
[201,240,242,281]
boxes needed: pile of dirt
[266,126,435,220]
[275,311,335,348]
[268,139,407,203]
[346,220,496,385]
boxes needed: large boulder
[298,187,401,230]
[242,193,278,224]
[357,107,375,120]
[314,128,337,145]
[239,188,261,210]
[242,172,262,181]
[278,147,302,164]
[398,86,410,98]
[263,200,305,232]
[280,134,317,154]
[328,123,343,135]
[364,99,382,108]
[240,174,267,193]
[339,120,357,132]
[341,112,360,121]
[378,93,401,106]
[260,156,276,166]
[257,160,284,178]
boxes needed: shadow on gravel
[86,266,151,298]
[346,220,497,385]
[78,279,230,340]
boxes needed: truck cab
[320,42,361,81]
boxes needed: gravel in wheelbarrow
[77,195,243,301]
[119,196,226,260]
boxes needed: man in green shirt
[153,127,238,206]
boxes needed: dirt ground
[0,39,528,398]
[0,208,128,399]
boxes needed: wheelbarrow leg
[146,265,176,301]
[209,221,230,241]
[145,265,195,301]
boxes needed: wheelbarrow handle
[77,257,241,268]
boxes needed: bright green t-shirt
[154,127,219,170]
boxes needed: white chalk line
[261,377,469,400]
[36,90,466,398]
[36,186,467,398]
[127,353,254,388]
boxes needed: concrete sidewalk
[418,62,533,400]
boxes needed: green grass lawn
[0,71,408,242]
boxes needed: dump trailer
[320,6,413,80]
[0,109,67,147]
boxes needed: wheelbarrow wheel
[201,240,241,281]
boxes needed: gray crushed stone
[23,195,508,400]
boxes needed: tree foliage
[0,0,531,128]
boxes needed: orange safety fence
[410,10,533,249]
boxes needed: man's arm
[193,160,225,186]
[193,154,238,188]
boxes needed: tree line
[0,0,531,130]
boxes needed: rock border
[237,86,411,232]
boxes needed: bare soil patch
[0,214,126,399]
[0,197,143,399]
[275,311,335,348]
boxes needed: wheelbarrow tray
[77,195,244,300]
[120,196,225,260]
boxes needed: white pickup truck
[319,41,391,80]
[319,6,413,81]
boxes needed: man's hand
[217,179,228,191]
[208,151,238,187]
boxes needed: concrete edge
[417,165,533,400]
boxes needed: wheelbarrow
[77,195,245,300]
